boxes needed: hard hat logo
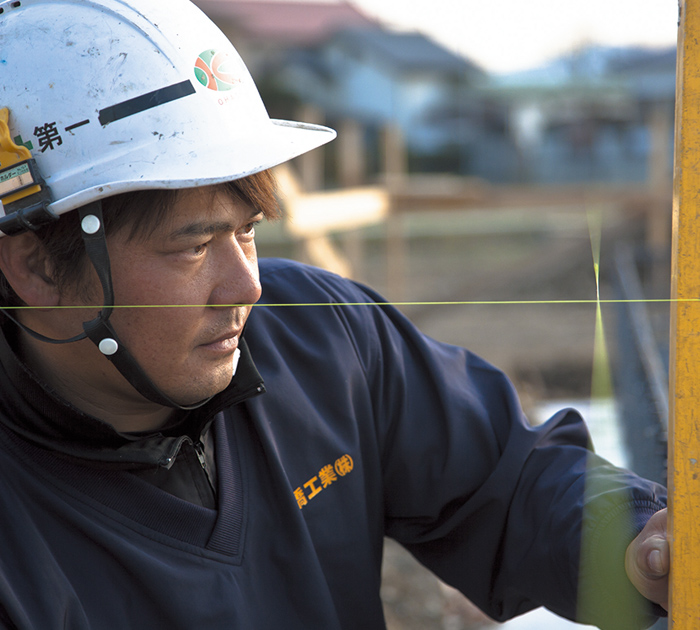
[194,50,240,92]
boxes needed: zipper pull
[193,440,208,471]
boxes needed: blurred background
[193,1,676,627]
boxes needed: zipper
[193,440,207,472]
[155,381,264,470]
[158,436,208,471]
[158,436,217,506]
[194,438,218,499]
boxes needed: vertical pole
[338,119,366,281]
[381,123,407,183]
[647,105,673,250]
[382,123,407,301]
[669,0,700,626]
[297,104,325,192]
[648,104,674,291]
[338,119,365,188]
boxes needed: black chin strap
[4,201,213,411]
[77,202,213,410]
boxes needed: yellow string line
[588,207,614,401]
[0,298,694,309]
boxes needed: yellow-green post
[670,0,700,625]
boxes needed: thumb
[625,510,669,610]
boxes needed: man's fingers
[640,535,670,577]
[625,509,669,610]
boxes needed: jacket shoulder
[257,258,374,305]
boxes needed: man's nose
[210,239,262,307]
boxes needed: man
[0,0,668,628]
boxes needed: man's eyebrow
[167,211,262,240]
[168,220,235,240]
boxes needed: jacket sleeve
[318,270,667,629]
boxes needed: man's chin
[166,371,234,407]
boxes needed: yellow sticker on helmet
[0,108,42,205]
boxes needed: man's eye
[192,242,208,255]
[243,220,261,235]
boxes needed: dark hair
[0,169,279,307]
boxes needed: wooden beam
[669,0,700,625]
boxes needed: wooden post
[647,104,673,251]
[338,119,366,281]
[647,104,674,291]
[669,0,700,625]
[297,104,325,192]
[338,118,365,188]
[381,123,407,300]
[381,122,407,183]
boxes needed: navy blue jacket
[0,259,666,629]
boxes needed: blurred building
[192,1,676,186]
[192,0,487,179]
[478,45,677,184]
[191,0,377,75]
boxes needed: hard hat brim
[47,119,336,217]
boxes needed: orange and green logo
[194,50,238,91]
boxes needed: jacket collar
[0,323,264,467]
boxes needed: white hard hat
[0,0,335,233]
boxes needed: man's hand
[625,508,669,611]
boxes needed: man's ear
[0,232,60,307]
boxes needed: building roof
[608,47,676,75]
[333,27,484,77]
[192,0,378,46]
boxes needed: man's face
[57,186,263,409]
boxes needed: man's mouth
[200,330,240,352]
